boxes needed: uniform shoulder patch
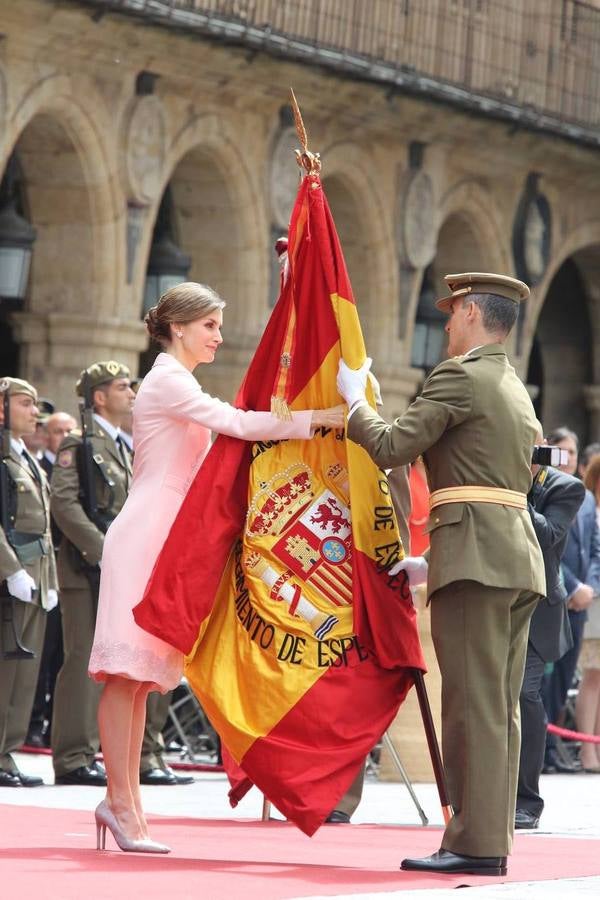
[57,449,74,468]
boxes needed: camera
[532,445,569,467]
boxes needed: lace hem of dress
[89,640,183,690]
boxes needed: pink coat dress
[88,352,313,692]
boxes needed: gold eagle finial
[289,88,321,176]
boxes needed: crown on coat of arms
[247,464,314,537]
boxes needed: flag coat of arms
[134,170,426,837]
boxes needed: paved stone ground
[2,751,599,899]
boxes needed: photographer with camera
[541,427,600,774]
[515,435,585,828]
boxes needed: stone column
[11,310,148,414]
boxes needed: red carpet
[2,804,599,899]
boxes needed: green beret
[0,376,38,402]
[76,361,131,397]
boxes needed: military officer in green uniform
[50,361,134,785]
[0,377,58,787]
[337,273,545,877]
[51,362,193,786]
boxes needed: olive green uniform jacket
[348,344,545,599]
[50,423,131,588]
[0,447,57,605]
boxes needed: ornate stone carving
[122,95,166,205]
[270,126,302,229]
[399,170,436,269]
[513,174,552,286]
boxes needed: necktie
[22,448,42,484]
[116,435,132,486]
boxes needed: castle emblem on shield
[245,463,353,637]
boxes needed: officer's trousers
[52,585,102,775]
[331,762,365,817]
[0,602,46,768]
[431,580,538,858]
[516,644,546,817]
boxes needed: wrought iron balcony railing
[73,1,600,144]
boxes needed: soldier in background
[0,378,58,787]
[26,411,77,748]
[51,362,134,785]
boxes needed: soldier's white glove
[6,569,36,604]
[389,556,428,586]
[368,371,383,406]
[46,589,58,612]
[337,358,372,408]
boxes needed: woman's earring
[175,330,183,338]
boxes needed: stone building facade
[2,0,600,781]
[2,0,600,436]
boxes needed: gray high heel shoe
[95,800,171,853]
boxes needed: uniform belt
[8,531,50,564]
[429,486,527,510]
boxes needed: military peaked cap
[76,360,130,397]
[435,272,530,312]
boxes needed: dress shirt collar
[10,437,26,456]
[93,413,120,443]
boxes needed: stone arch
[321,142,397,360]
[1,76,123,404]
[524,233,600,440]
[135,113,268,398]
[522,220,600,346]
[404,179,510,364]
[4,75,121,315]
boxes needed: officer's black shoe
[0,769,22,788]
[165,766,194,785]
[400,849,507,876]
[325,810,351,824]
[139,767,177,786]
[54,764,107,786]
[15,769,44,787]
[542,749,580,774]
[514,808,540,829]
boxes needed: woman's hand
[310,405,346,430]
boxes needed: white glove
[6,569,37,604]
[337,358,372,407]
[368,371,383,406]
[46,589,59,612]
[389,556,428,587]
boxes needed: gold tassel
[270,396,293,421]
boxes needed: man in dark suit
[516,455,585,829]
[26,412,76,747]
[542,427,600,773]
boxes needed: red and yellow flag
[134,173,425,836]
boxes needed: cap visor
[435,295,454,312]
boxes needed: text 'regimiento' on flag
[134,173,426,837]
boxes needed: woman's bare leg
[129,683,153,837]
[97,674,144,839]
[575,667,600,769]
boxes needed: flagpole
[412,668,453,825]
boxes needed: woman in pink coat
[88,282,343,853]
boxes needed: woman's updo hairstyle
[144,282,225,348]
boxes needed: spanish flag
[134,173,425,836]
